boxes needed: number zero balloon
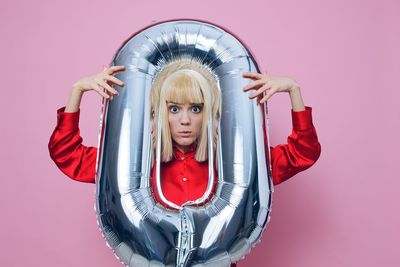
[94,19,274,267]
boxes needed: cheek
[168,117,178,133]
[167,114,174,127]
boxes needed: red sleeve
[270,106,321,185]
[48,106,97,184]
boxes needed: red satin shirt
[150,144,218,208]
[48,106,321,266]
[48,105,320,188]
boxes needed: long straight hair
[150,59,221,162]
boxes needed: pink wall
[1,0,399,266]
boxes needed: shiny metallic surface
[95,19,273,267]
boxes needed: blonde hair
[150,58,221,162]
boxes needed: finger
[98,80,119,95]
[257,94,263,105]
[260,87,277,103]
[244,83,264,92]
[92,83,110,99]
[104,74,125,87]
[242,72,264,80]
[106,65,126,75]
[243,79,267,92]
[248,84,271,99]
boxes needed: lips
[178,131,192,137]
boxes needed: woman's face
[167,101,203,151]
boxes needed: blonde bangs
[163,74,204,105]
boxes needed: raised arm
[48,107,98,183]
[242,72,321,185]
[66,65,125,112]
[269,106,321,185]
[48,66,125,183]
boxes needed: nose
[180,110,191,125]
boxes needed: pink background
[1,0,399,266]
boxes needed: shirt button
[182,177,188,182]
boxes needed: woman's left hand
[242,72,300,104]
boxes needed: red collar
[173,143,197,158]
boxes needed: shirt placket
[181,153,190,200]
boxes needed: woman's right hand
[72,65,125,99]
[65,65,126,112]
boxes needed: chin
[177,139,195,147]
[179,141,194,147]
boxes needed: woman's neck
[174,142,197,154]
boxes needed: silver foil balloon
[95,19,273,267]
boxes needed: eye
[169,105,180,114]
[191,105,202,113]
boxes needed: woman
[48,62,321,197]
[145,60,215,207]
[48,62,321,266]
